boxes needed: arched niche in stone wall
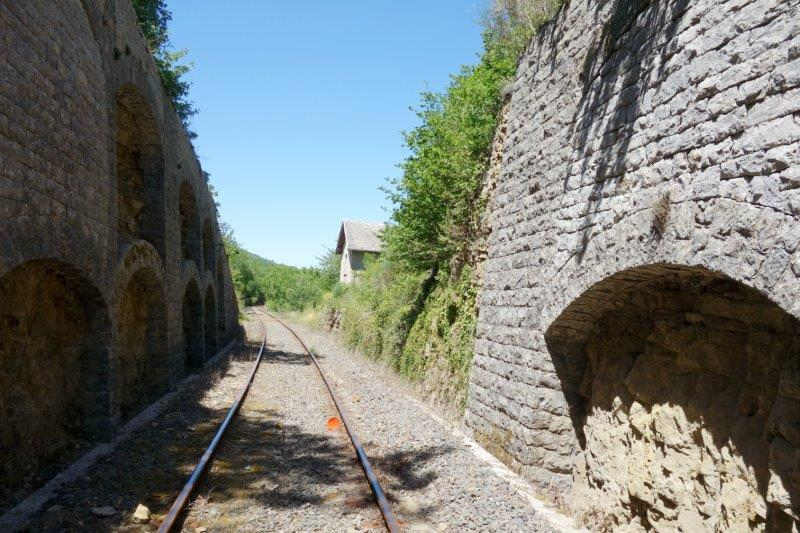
[204,285,217,360]
[115,266,168,421]
[182,278,203,371]
[545,263,800,531]
[179,181,202,267]
[115,84,165,260]
[202,218,215,274]
[0,259,111,492]
[216,259,226,340]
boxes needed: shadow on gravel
[24,331,451,532]
[169,406,375,531]
[200,408,353,508]
[178,414,454,529]
[22,340,264,533]
[331,444,456,523]
[259,343,324,366]
[372,445,454,492]
[0,339,251,519]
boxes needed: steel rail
[260,310,401,533]
[157,316,267,533]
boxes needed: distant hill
[225,239,338,310]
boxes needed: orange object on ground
[326,416,341,430]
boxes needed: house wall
[339,249,376,284]
[350,250,366,271]
[339,249,353,283]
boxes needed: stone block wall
[467,0,800,529]
[0,0,239,500]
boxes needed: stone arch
[182,278,203,371]
[179,181,201,267]
[204,284,218,359]
[545,264,800,531]
[116,84,165,260]
[115,240,164,282]
[0,259,111,491]
[180,259,202,292]
[202,218,215,273]
[114,262,168,421]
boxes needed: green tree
[384,0,563,274]
[233,261,265,306]
[385,33,518,272]
[131,0,196,129]
[483,0,563,57]
[316,248,341,288]
[223,227,339,311]
[325,0,564,409]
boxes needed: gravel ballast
[14,309,577,532]
[269,312,575,533]
[179,313,384,532]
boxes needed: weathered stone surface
[0,1,240,501]
[90,506,116,518]
[467,0,800,530]
[568,276,800,530]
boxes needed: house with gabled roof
[335,220,385,284]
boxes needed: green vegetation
[315,1,563,410]
[331,259,477,405]
[333,257,428,363]
[223,230,338,311]
[132,0,196,129]
[215,0,562,410]
[385,0,561,271]
[484,0,565,56]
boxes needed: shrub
[332,256,428,360]
[320,0,564,411]
[484,0,564,56]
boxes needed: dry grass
[651,191,671,239]
[485,0,564,40]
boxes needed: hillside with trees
[224,232,339,311]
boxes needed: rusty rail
[157,315,267,533]
[260,310,401,533]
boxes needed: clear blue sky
[169,1,487,267]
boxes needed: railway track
[158,308,400,533]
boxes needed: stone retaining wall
[467,0,800,529]
[0,1,239,498]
